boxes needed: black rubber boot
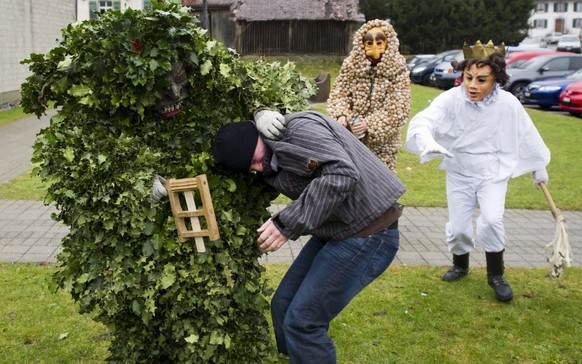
[442,253,469,281]
[486,250,513,302]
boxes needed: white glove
[420,140,454,159]
[255,110,286,140]
[533,169,549,187]
[150,175,167,203]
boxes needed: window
[544,58,569,71]
[144,0,152,10]
[533,19,548,29]
[537,2,549,12]
[98,1,114,13]
[574,18,582,28]
[554,3,568,12]
[89,0,120,19]
[575,2,582,12]
[571,57,582,69]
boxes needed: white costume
[405,84,550,254]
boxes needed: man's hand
[257,218,289,252]
[349,116,368,138]
[255,110,286,140]
[533,169,549,187]
[150,175,167,203]
[420,140,454,159]
[337,115,348,127]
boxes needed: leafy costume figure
[327,19,411,171]
[20,1,314,362]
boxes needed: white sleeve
[512,105,551,177]
[405,94,449,156]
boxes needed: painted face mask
[363,27,387,65]
[156,62,189,119]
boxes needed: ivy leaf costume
[20,1,315,362]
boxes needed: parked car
[559,79,582,115]
[410,49,460,86]
[522,68,582,109]
[506,50,563,68]
[556,35,582,53]
[406,54,434,71]
[505,45,548,54]
[432,50,464,89]
[450,50,556,88]
[543,32,563,45]
[517,36,543,49]
[503,53,582,100]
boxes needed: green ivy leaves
[20,1,313,362]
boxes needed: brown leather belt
[352,202,404,238]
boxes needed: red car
[505,50,563,68]
[559,79,582,115]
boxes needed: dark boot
[442,253,469,281]
[486,250,513,302]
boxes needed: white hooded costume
[405,84,550,254]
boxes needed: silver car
[406,54,435,71]
[543,32,563,45]
[503,53,582,100]
[557,35,582,53]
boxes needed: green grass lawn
[0,170,46,201]
[1,263,580,363]
[0,263,110,363]
[0,106,28,127]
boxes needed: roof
[231,0,365,21]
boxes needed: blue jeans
[271,224,399,364]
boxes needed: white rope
[544,214,572,278]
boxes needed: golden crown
[463,40,506,59]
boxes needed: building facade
[0,0,75,106]
[529,1,582,37]
[0,0,178,107]
[77,0,152,21]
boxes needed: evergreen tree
[360,0,536,53]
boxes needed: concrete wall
[0,0,76,107]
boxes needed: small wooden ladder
[165,175,219,253]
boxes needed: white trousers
[445,171,508,255]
